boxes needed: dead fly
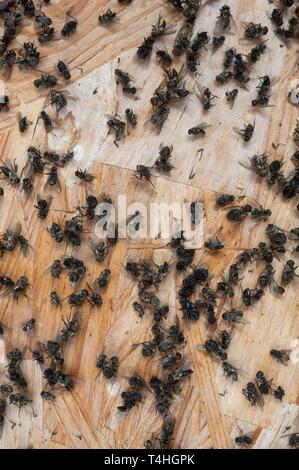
[118,375,145,412]
[133,301,144,317]
[60,314,81,342]
[1,222,22,251]
[114,68,136,95]
[218,328,234,350]
[233,53,250,86]
[227,204,252,222]
[66,288,89,307]
[215,5,234,33]
[39,340,64,366]
[243,23,268,39]
[47,223,64,243]
[255,370,272,395]
[125,108,137,127]
[57,60,71,80]
[160,352,181,370]
[39,110,56,132]
[9,393,32,409]
[270,349,290,366]
[222,308,246,325]
[22,177,33,195]
[0,49,16,78]
[0,159,20,186]
[43,368,73,390]
[247,41,267,63]
[282,432,299,449]
[251,206,272,221]
[40,391,55,400]
[22,318,35,332]
[216,70,233,84]
[204,228,224,251]
[60,149,74,166]
[0,384,13,395]
[222,362,239,381]
[46,167,60,190]
[266,224,287,250]
[234,429,253,447]
[98,9,117,23]
[75,168,95,182]
[191,31,210,53]
[273,385,285,401]
[137,36,155,60]
[61,14,77,37]
[196,86,217,110]
[148,104,169,133]
[16,42,40,70]
[223,48,235,68]
[242,287,264,307]
[17,113,32,133]
[137,15,175,60]
[134,164,155,188]
[106,115,126,145]
[49,90,67,113]
[139,290,160,307]
[156,49,172,67]
[90,240,107,263]
[34,74,57,88]
[246,153,269,177]
[281,260,298,285]
[38,25,55,43]
[50,290,61,308]
[216,193,235,207]
[242,381,264,407]
[12,276,30,301]
[158,415,176,449]
[7,347,27,388]
[188,122,209,139]
[172,28,191,56]
[257,242,273,264]
[35,195,52,219]
[151,14,175,39]
[268,8,284,27]
[204,338,227,361]
[96,354,119,379]
[0,274,15,292]
[186,49,199,72]
[96,269,111,289]
[35,9,52,27]
[212,35,225,49]
[258,264,274,288]
[154,145,174,173]
[234,120,255,142]
[216,281,234,298]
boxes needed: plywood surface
[0,0,298,449]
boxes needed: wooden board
[0,0,298,449]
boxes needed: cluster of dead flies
[94,255,191,448]
[0,0,298,450]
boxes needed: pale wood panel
[0,0,298,449]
